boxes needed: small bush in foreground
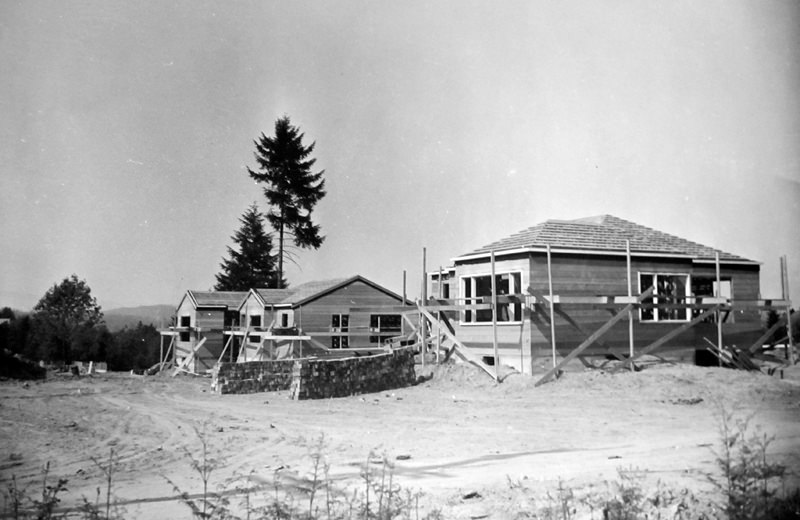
[709,404,798,520]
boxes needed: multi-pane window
[331,314,349,348]
[461,272,522,323]
[639,273,690,322]
[369,314,402,344]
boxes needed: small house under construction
[164,290,247,373]
[428,215,789,376]
[231,275,408,362]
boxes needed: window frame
[459,271,523,325]
[638,272,691,323]
[330,313,350,348]
[369,314,402,344]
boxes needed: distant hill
[103,304,175,332]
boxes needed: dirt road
[2,362,799,518]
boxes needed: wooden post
[547,244,557,368]
[159,334,164,369]
[627,240,634,371]
[436,266,443,363]
[401,270,407,336]
[716,251,723,366]
[491,251,499,381]
[783,256,795,365]
[421,248,427,367]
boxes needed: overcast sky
[1,0,798,310]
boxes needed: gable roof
[458,215,756,263]
[246,275,406,309]
[178,290,248,311]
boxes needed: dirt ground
[2,360,800,519]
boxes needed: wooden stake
[421,247,427,367]
[716,251,723,366]
[783,256,795,364]
[435,266,443,363]
[402,270,407,336]
[627,240,634,371]
[547,244,557,368]
[491,251,499,381]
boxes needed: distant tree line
[0,275,161,374]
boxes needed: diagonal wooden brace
[534,287,654,387]
[617,305,721,369]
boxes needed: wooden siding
[450,251,763,373]
[296,280,404,349]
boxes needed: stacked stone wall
[213,348,416,399]
[213,359,296,394]
[290,348,416,400]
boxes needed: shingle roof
[462,215,754,262]
[252,288,296,305]
[252,277,366,307]
[188,291,248,308]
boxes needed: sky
[1,0,798,311]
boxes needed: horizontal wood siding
[297,280,404,349]
[450,252,763,372]
[195,309,225,331]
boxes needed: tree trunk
[278,209,284,289]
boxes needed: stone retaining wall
[213,347,416,399]
[213,359,296,394]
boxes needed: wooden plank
[534,287,654,387]
[350,303,492,313]
[216,334,235,365]
[728,299,791,308]
[418,306,496,379]
[618,305,720,369]
[527,287,619,359]
[747,314,788,354]
[171,337,207,376]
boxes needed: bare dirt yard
[2,361,800,519]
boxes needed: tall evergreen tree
[215,204,282,291]
[248,116,326,288]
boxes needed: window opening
[331,314,349,348]
[639,273,689,322]
[179,316,191,341]
[369,314,402,344]
[691,276,733,323]
[461,272,522,323]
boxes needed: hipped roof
[458,215,757,263]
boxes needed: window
[179,316,191,341]
[248,334,261,344]
[461,272,522,323]
[331,314,349,348]
[369,314,402,344]
[639,273,689,322]
[249,315,261,328]
[280,313,289,328]
[691,276,733,322]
